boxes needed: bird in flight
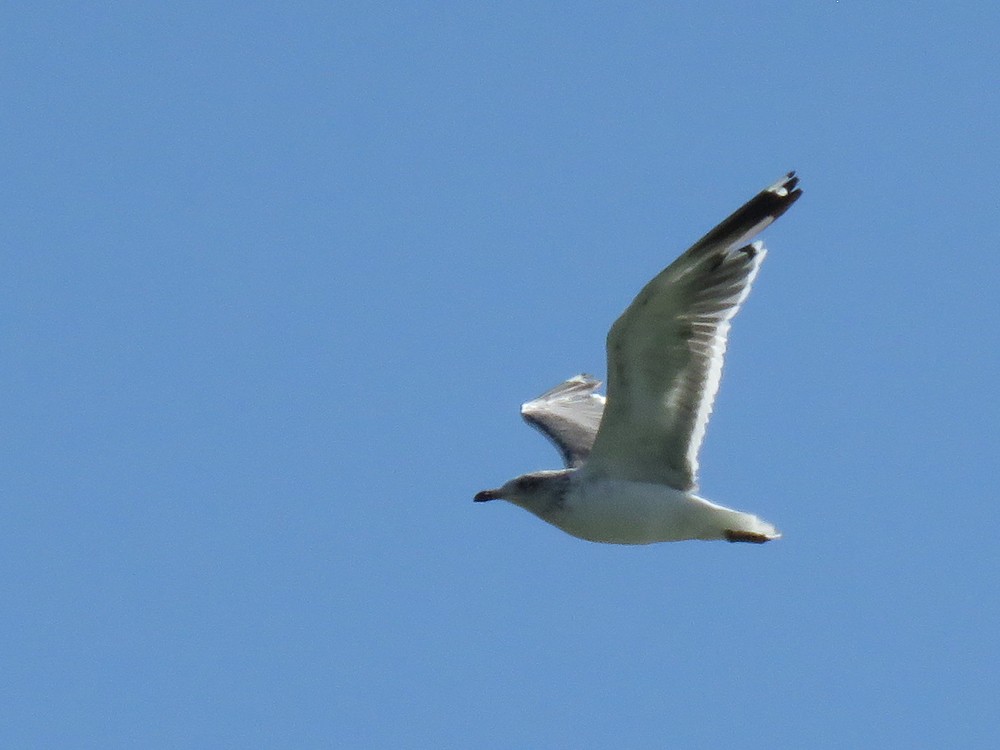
[475,173,802,544]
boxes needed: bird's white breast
[555,475,713,545]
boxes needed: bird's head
[474,470,571,515]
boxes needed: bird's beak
[474,488,502,502]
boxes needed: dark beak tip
[474,489,499,502]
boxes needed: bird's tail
[696,497,782,543]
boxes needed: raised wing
[521,374,606,468]
[583,173,802,490]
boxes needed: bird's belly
[554,479,705,545]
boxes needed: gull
[475,173,802,544]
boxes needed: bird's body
[475,173,802,545]
[484,469,778,545]
[562,473,777,544]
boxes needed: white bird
[475,173,802,544]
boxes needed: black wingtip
[762,171,803,221]
[782,171,800,195]
[684,171,803,259]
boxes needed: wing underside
[583,173,802,489]
[521,375,606,468]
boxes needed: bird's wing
[583,173,802,490]
[521,374,606,468]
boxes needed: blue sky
[4,2,999,747]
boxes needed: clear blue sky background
[4,3,998,747]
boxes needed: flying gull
[475,173,802,544]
